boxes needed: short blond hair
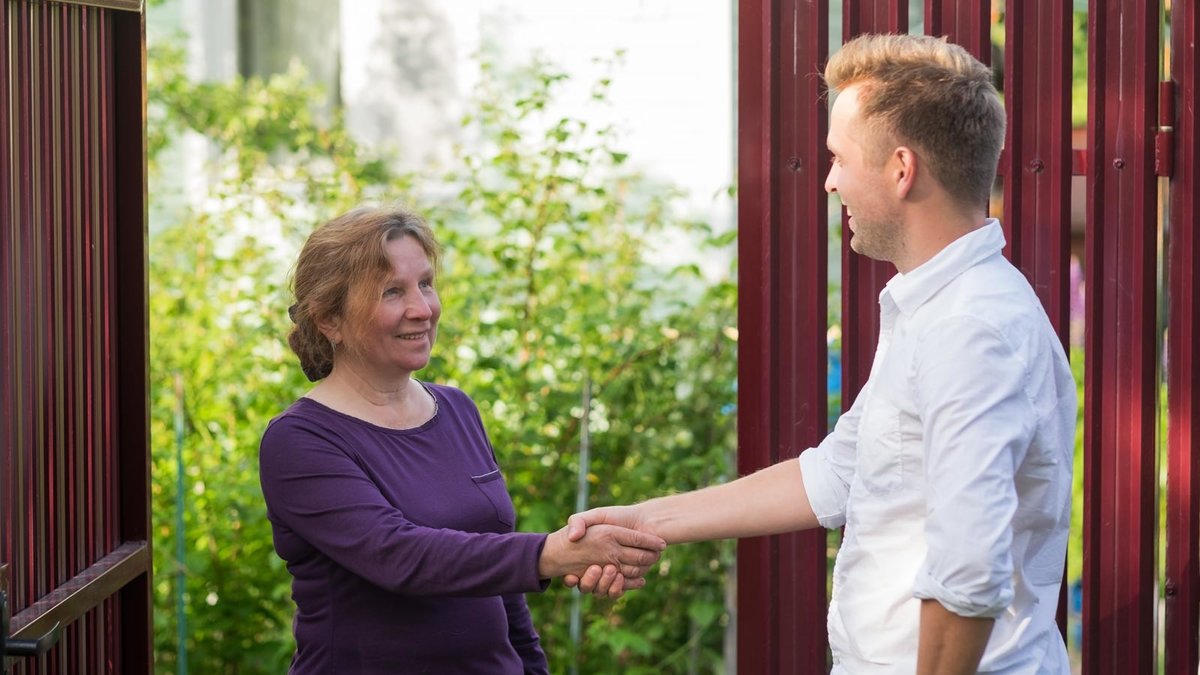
[824,33,1005,209]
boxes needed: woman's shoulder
[261,398,346,446]
[422,382,478,409]
[267,396,326,424]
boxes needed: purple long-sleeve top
[259,383,551,674]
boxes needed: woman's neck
[308,365,434,429]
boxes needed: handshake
[533,460,806,596]
[535,504,658,599]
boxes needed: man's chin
[849,237,891,264]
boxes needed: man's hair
[824,33,1005,209]
[287,205,441,381]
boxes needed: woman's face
[342,234,441,377]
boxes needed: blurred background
[147,1,740,673]
[146,1,1110,673]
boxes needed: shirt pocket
[856,395,905,495]
[471,469,516,528]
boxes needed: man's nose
[824,162,838,194]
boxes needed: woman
[259,206,664,674]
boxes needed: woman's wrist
[536,529,563,579]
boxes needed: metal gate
[0,1,150,673]
[736,1,1198,673]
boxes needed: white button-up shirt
[800,220,1076,674]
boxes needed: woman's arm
[259,417,661,596]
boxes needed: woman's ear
[892,145,918,199]
[317,315,343,347]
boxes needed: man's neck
[894,203,987,274]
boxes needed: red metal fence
[737,1,1198,673]
[1166,1,1200,671]
[0,1,149,673]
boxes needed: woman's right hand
[537,524,665,596]
[560,505,656,597]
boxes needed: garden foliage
[149,39,737,674]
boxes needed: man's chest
[852,325,925,498]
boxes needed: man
[567,34,1076,674]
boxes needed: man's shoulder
[927,255,1044,326]
[913,258,1066,379]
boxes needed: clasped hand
[553,505,656,599]
[538,508,661,599]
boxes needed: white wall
[156,0,736,265]
[341,0,735,234]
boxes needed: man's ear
[892,146,918,199]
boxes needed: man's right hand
[537,520,664,599]
[566,505,647,542]
[562,459,821,594]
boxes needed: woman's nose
[405,295,433,320]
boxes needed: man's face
[824,84,905,264]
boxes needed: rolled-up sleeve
[910,316,1036,618]
[800,386,867,529]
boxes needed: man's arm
[916,599,994,675]
[568,458,819,545]
[567,389,867,593]
[912,316,1037,669]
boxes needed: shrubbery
[149,41,737,674]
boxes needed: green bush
[148,41,736,674]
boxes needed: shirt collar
[881,218,1006,316]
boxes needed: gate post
[737,0,830,672]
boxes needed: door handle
[1,591,62,659]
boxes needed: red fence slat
[0,4,8,612]
[839,0,909,410]
[1002,0,1075,639]
[737,0,830,673]
[112,6,152,671]
[1082,0,1161,672]
[735,3,773,670]
[924,0,990,64]
[774,0,831,671]
[1003,0,1072,369]
[1166,0,1200,671]
[845,0,909,36]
